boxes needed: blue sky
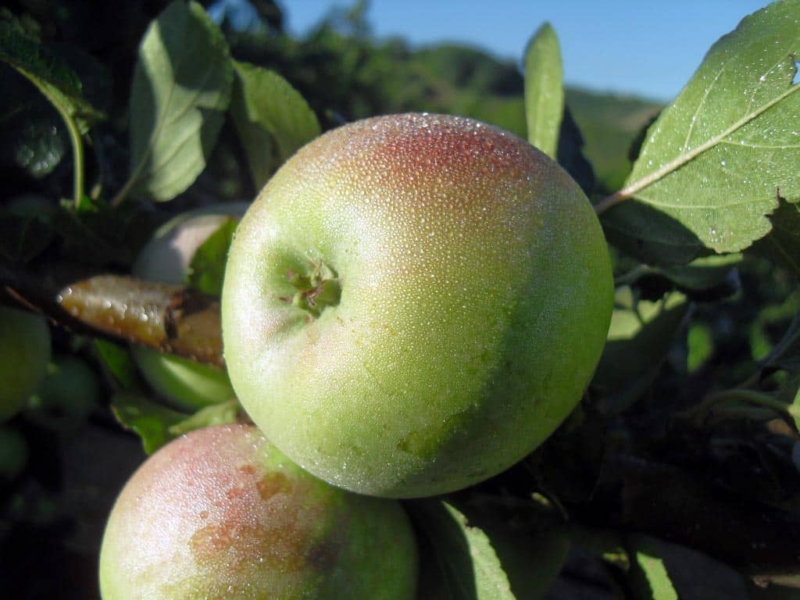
[279,0,772,101]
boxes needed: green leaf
[93,339,138,389]
[186,217,239,295]
[167,399,240,437]
[592,289,688,414]
[556,106,596,194]
[658,254,742,293]
[612,0,800,254]
[407,499,516,600]
[110,390,188,454]
[601,200,705,267]
[524,23,563,158]
[0,18,105,134]
[749,200,800,277]
[789,389,800,431]
[124,1,232,202]
[627,535,679,600]
[0,211,54,263]
[110,390,238,454]
[230,60,321,190]
[620,254,742,303]
[759,306,800,375]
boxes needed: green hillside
[223,6,663,192]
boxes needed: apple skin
[222,113,614,498]
[0,306,51,423]
[99,424,419,599]
[132,203,248,411]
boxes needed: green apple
[25,355,99,433]
[0,306,51,422]
[222,113,614,498]
[99,424,419,599]
[132,203,248,411]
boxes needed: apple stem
[286,262,341,318]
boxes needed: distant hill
[565,89,662,190]
[406,44,663,191]
[227,21,663,192]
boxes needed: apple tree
[0,0,799,598]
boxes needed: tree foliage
[1,1,799,598]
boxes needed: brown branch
[1,262,224,368]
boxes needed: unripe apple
[222,113,614,498]
[25,355,99,433]
[0,306,51,423]
[132,203,248,411]
[99,424,419,599]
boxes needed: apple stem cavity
[286,261,341,318]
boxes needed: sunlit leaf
[524,23,563,159]
[187,217,239,295]
[592,289,688,413]
[613,0,800,255]
[93,339,138,389]
[111,391,238,455]
[167,399,240,437]
[126,1,232,202]
[110,391,187,454]
[407,499,515,600]
[230,60,321,190]
[627,535,679,600]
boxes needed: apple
[222,113,614,498]
[0,306,51,423]
[132,203,248,411]
[25,355,100,433]
[99,424,419,599]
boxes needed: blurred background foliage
[2,0,798,598]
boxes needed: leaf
[789,389,800,431]
[186,217,239,295]
[627,534,751,600]
[749,200,800,277]
[0,18,105,134]
[592,289,688,414]
[407,499,516,600]
[627,535,679,600]
[230,60,321,190]
[757,304,800,375]
[93,339,138,389]
[110,390,188,454]
[524,23,563,159]
[125,1,232,202]
[167,399,240,437]
[0,211,54,263]
[601,200,705,267]
[557,105,596,194]
[614,0,800,254]
[658,254,742,294]
[111,391,238,454]
[622,254,742,303]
